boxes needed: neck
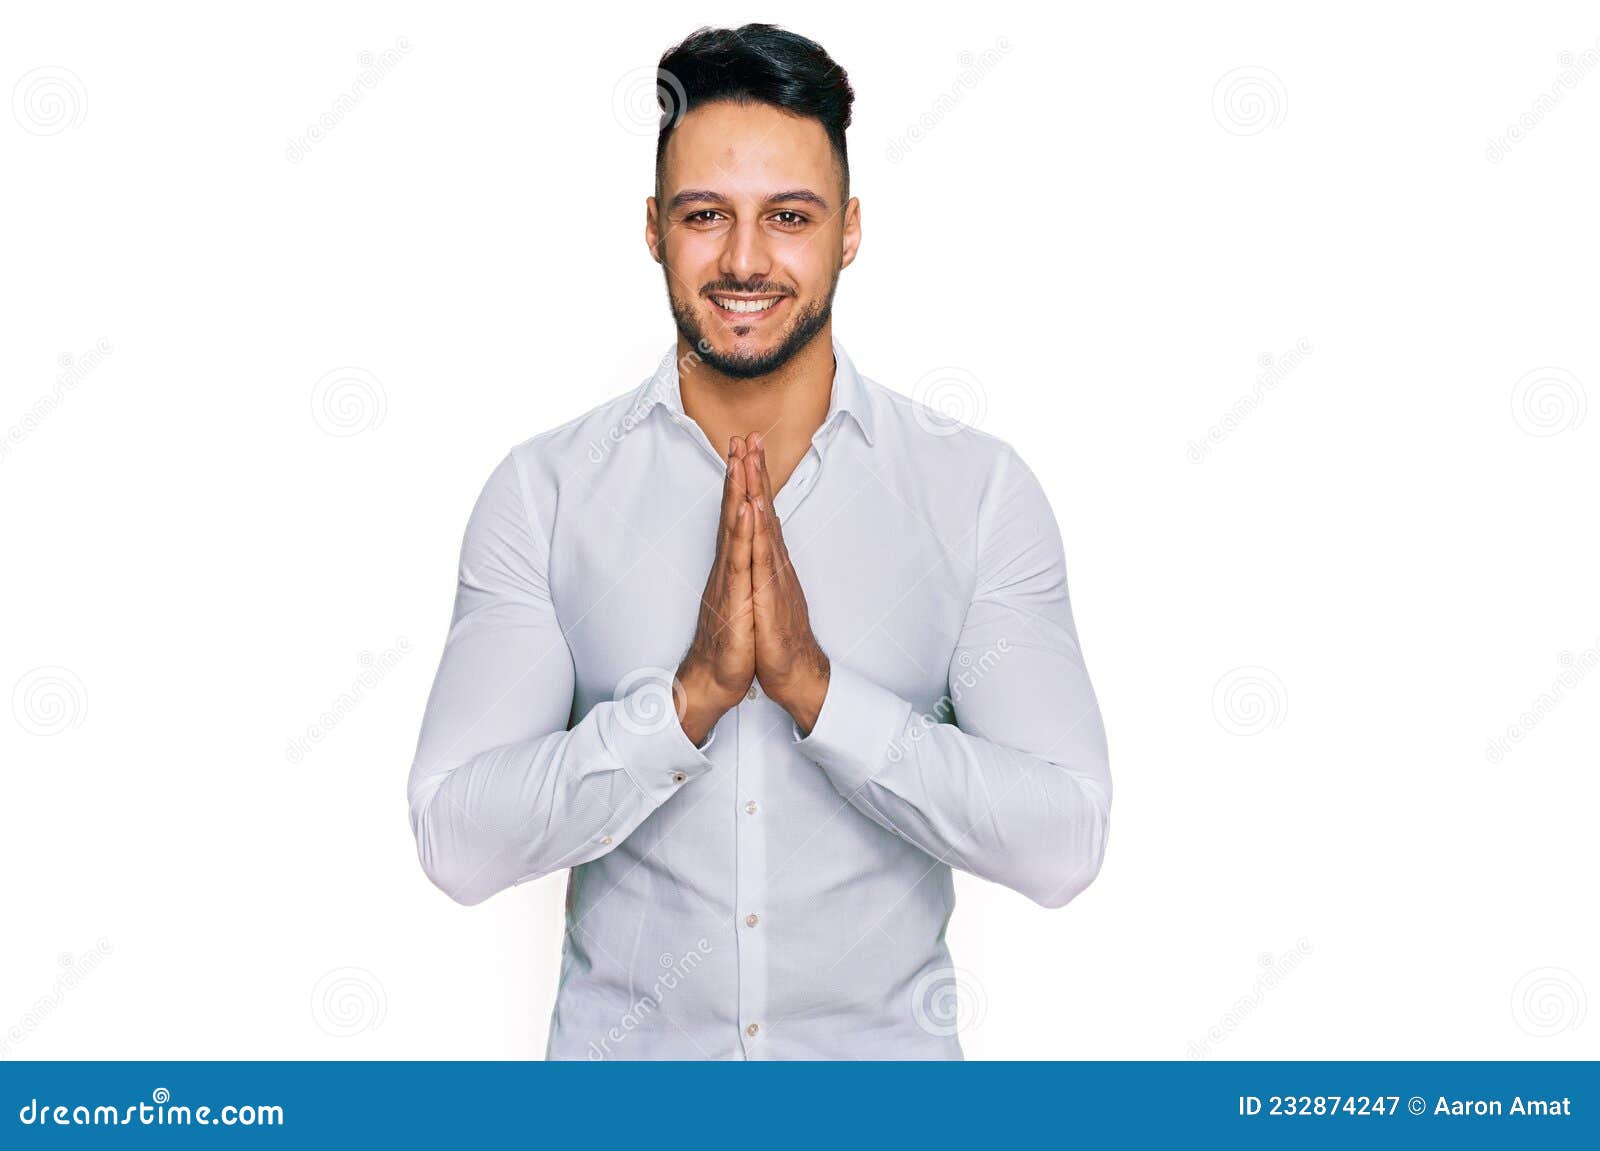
[677,325,835,493]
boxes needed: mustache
[701,282,793,297]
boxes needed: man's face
[647,100,860,379]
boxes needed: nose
[718,214,771,289]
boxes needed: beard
[665,265,838,381]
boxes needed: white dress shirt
[406,338,1111,1059]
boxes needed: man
[406,23,1110,1060]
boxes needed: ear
[839,197,862,270]
[645,196,663,264]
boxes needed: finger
[728,481,754,576]
[742,433,776,526]
[729,435,748,499]
[718,435,747,544]
[747,432,788,566]
[755,431,777,504]
[740,433,760,510]
[745,431,775,506]
[750,474,777,588]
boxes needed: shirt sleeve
[406,450,714,906]
[793,444,1110,908]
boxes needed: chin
[670,291,831,380]
[712,330,782,357]
[698,327,782,367]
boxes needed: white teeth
[713,296,780,313]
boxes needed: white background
[3,1,1596,1060]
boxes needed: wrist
[765,647,831,735]
[675,656,744,746]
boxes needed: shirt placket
[734,679,769,1057]
[665,404,839,1058]
[733,430,833,1057]
[772,434,828,522]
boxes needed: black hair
[655,24,855,201]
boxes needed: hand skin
[743,431,831,735]
[675,436,757,746]
[675,433,832,746]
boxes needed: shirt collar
[634,336,876,447]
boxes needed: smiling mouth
[709,294,787,317]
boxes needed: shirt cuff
[791,662,913,797]
[606,690,717,805]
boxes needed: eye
[773,211,808,228]
[685,209,725,224]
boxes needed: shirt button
[745,800,758,815]
[745,913,759,928]
[670,771,687,785]
[746,1023,760,1037]
[745,684,758,701]
[599,835,613,845]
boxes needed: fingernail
[737,503,746,520]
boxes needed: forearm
[795,662,1111,908]
[865,715,1109,908]
[408,449,720,906]
[410,696,714,906]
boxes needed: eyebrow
[667,188,832,213]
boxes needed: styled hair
[655,24,855,199]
